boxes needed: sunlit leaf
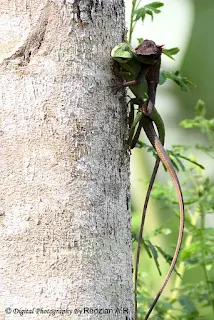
[163,47,180,60]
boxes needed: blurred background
[125,0,214,319]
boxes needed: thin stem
[205,126,214,146]
[199,204,214,315]
[128,0,137,43]
[203,150,214,160]
[128,0,141,43]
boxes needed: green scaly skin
[111,42,184,320]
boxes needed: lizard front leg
[121,64,150,88]
[143,55,161,116]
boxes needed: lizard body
[111,41,184,319]
[111,41,163,144]
[112,48,165,308]
[111,41,165,318]
[129,43,165,319]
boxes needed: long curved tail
[141,116,184,320]
[134,158,160,319]
[135,110,165,320]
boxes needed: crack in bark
[69,0,95,23]
[72,0,81,22]
[4,2,50,65]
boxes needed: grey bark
[0,0,133,319]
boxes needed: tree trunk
[0,1,133,319]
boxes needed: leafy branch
[159,70,195,91]
[129,1,164,43]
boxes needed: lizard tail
[142,116,184,320]
[134,158,160,320]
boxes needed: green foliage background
[128,1,214,319]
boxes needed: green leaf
[180,119,196,129]
[181,242,202,261]
[159,72,167,85]
[134,7,146,22]
[195,99,206,117]
[176,154,205,170]
[154,227,172,236]
[132,230,138,242]
[179,295,199,315]
[144,227,172,239]
[162,47,180,60]
[169,150,205,170]
[180,100,214,138]
[156,246,180,276]
[134,2,164,23]
[145,2,164,12]
[160,70,195,91]
[146,240,162,275]
[137,38,144,44]
[142,240,153,258]
[168,155,180,172]
[145,9,154,21]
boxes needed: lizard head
[134,39,163,64]
[111,42,134,63]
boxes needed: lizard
[111,40,164,305]
[111,41,184,319]
[111,41,165,317]
[111,40,163,147]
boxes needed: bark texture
[0,0,133,319]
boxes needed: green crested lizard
[111,40,164,143]
[111,40,184,319]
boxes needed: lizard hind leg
[126,98,145,149]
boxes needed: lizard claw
[110,81,125,94]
